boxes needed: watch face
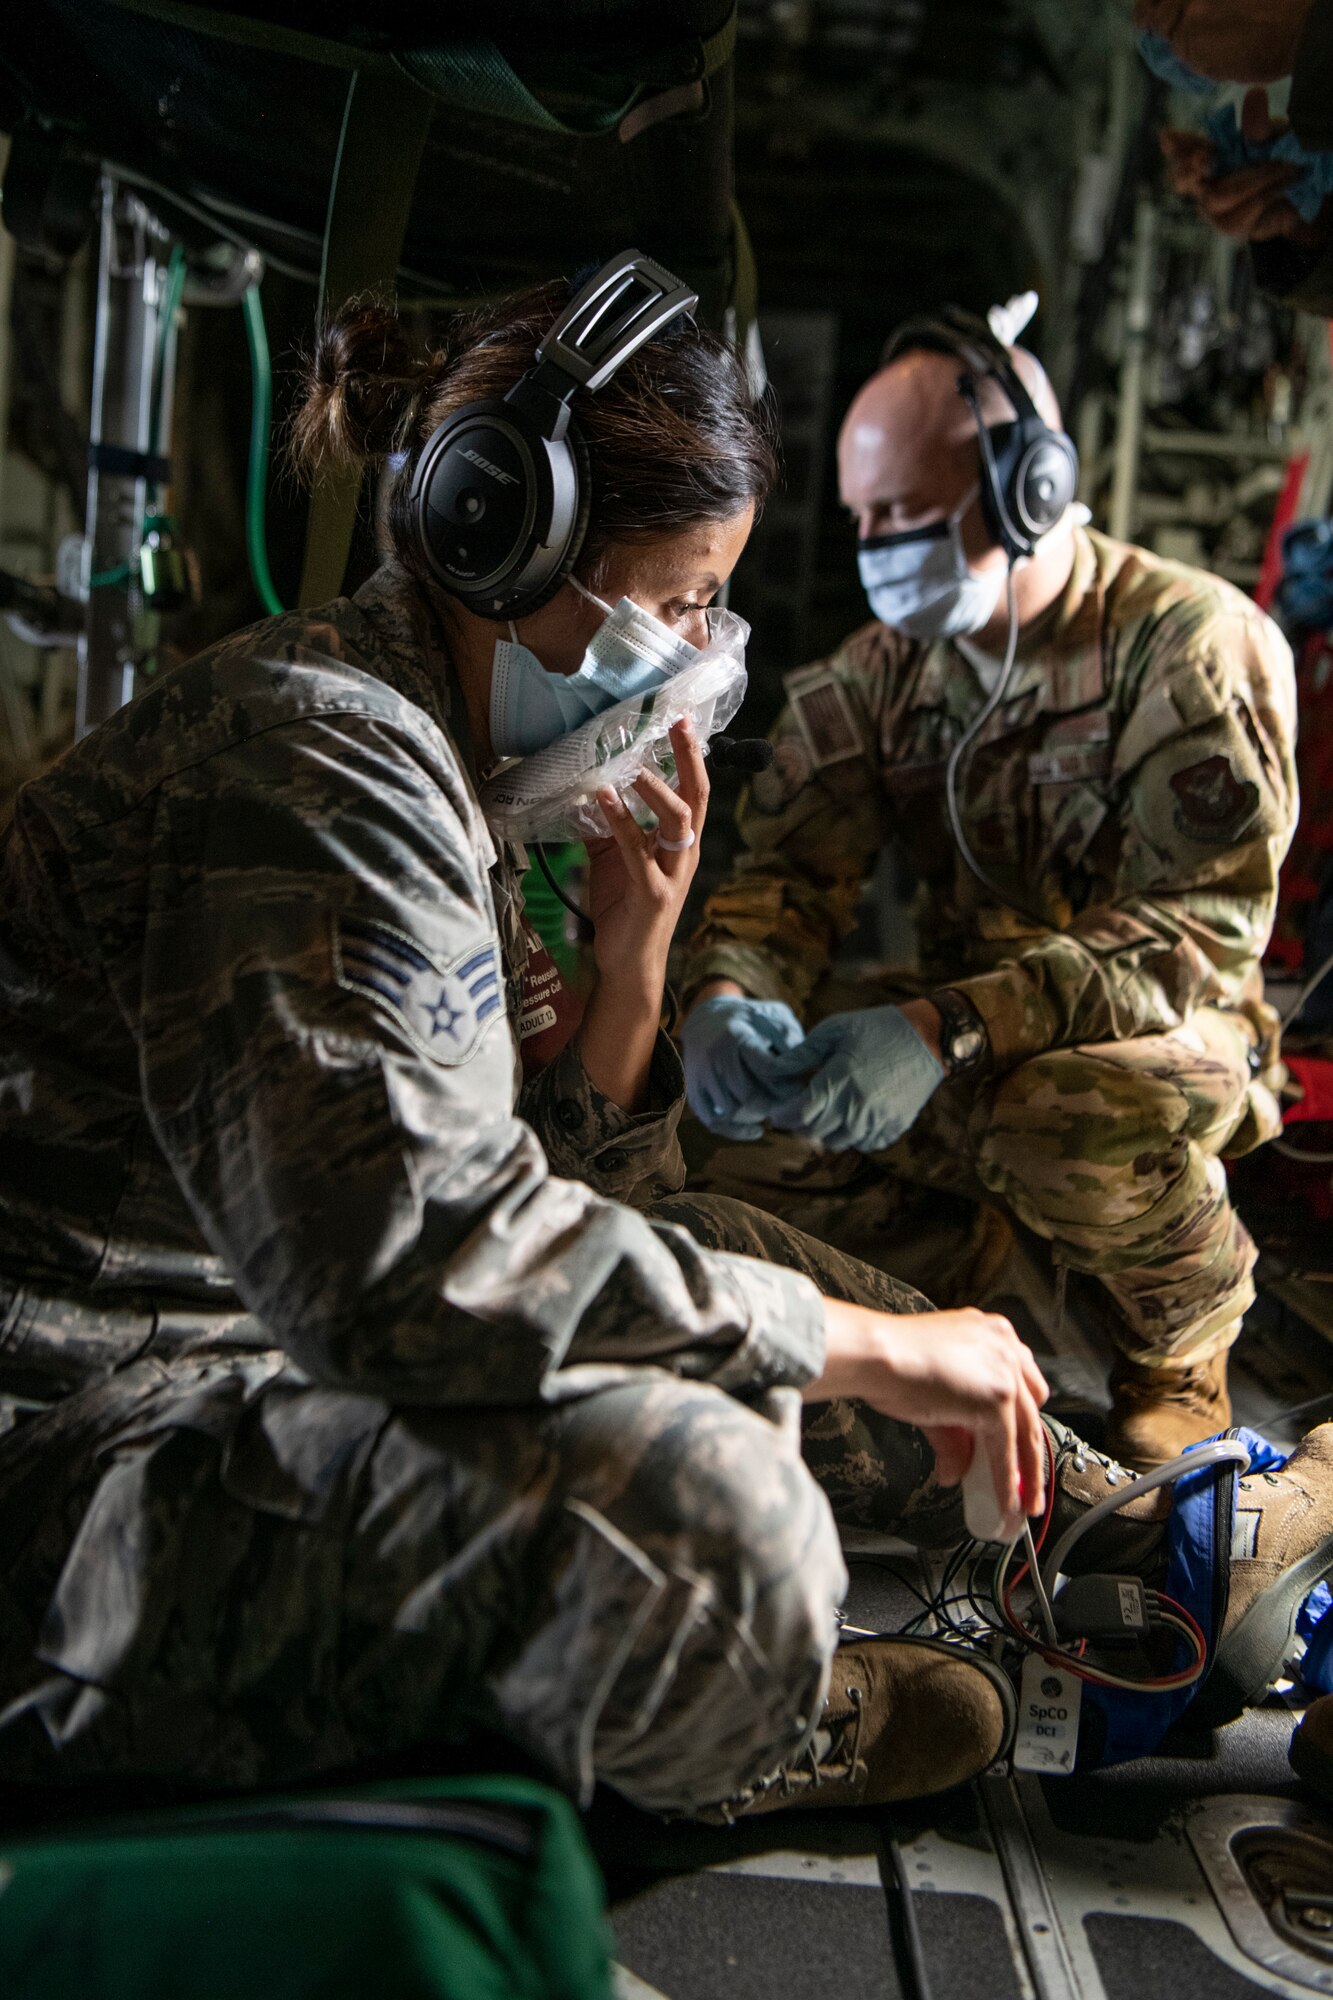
[953,1026,985,1065]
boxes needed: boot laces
[1056,1429,1132,1487]
[726,1680,868,1817]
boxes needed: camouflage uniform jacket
[0,565,824,1419]
[687,528,1298,1070]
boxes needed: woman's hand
[805,1300,1050,1528]
[577,718,709,1110]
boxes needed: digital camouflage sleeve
[686,529,1297,1069]
[0,571,825,1410]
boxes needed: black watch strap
[933,988,990,1077]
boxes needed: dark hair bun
[291,302,429,483]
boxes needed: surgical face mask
[856,485,1006,641]
[489,576,704,759]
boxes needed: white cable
[1040,1438,1251,1597]
[995,1536,1211,1692]
[1279,943,1333,1026]
[1024,1520,1059,1644]
[1271,1137,1333,1164]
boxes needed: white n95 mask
[856,484,1005,641]
[489,576,702,759]
[480,603,750,845]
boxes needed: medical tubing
[943,566,1048,929]
[241,283,285,617]
[1281,943,1333,1025]
[1038,1438,1252,1598]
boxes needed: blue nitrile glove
[682,994,805,1141]
[761,1004,945,1153]
[1206,102,1333,223]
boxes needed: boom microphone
[710,735,775,774]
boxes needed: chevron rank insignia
[335,914,504,1066]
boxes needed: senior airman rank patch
[335,914,503,1065]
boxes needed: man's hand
[759,1003,944,1153]
[1134,0,1313,84]
[807,1300,1050,1530]
[1161,88,1330,245]
[682,985,805,1140]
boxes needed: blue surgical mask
[856,484,1005,641]
[489,577,701,759]
[1137,30,1217,95]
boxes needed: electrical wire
[534,843,591,928]
[241,283,285,617]
[1024,1519,1058,1645]
[994,1530,1209,1692]
[1039,1438,1251,1597]
[944,566,1050,929]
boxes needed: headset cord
[943,565,1050,931]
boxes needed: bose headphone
[410,250,699,622]
[878,304,1080,562]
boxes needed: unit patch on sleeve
[1168,754,1260,845]
[335,914,504,1065]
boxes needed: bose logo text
[461,448,518,486]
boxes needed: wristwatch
[932,988,990,1078]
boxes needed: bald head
[838,344,1063,546]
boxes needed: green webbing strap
[106,0,736,130]
[297,69,433,608]
[393,42,637,135]
[392,7,736,136]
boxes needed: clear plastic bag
[479,614,749,844]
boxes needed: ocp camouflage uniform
[0,564,943,1814]
[686,528,1298,1365]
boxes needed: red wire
[1000,1429,1210,1690]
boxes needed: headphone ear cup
[981,418,1080,556]
[1017,430,1079,537]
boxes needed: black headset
[411,250,699,622]
[879,305,1080,562]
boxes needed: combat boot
[1290,1695,1333,1804]
[1043,1416,1173,1578]
[700,1635,1015,1820]
[1106,1350,1231,1471]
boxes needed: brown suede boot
[1290,1695,1333,1804]
[1043,1416,1173,1579]
[1106,1351,1231,1472]
[699,1636,1015,1820]
[1198,1423,1333,1726]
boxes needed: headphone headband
[879,305,1041,429]
[877,301,1079,561]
